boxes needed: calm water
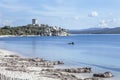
[0,35,120,74]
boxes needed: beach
[1,0,120,79]
[0,49,61,80]
[0,48,115,80]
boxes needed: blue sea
[0,34,120,77]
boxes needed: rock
[5,66,27,72]
[32,57,44,62]
[53,61,64,65]
[78,67,92,73]
[64,67,92,73]
[103,72,113,78]
[84,77,101,80]
[93,73,104,77]
[42,67,92,73]
[93,72,113,78]
[42,71,78,80]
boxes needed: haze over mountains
[69,27,120,34]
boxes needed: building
[32,19,38,25]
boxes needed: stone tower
[32,19,38,25]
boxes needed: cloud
[98,18,120,28]
[73,16,80,20]
[109,12,113,16]
[98,20,108,27]
[2,20,13,26]
[0,0,78,19]
[55,0,64,4]
[0,20,1,23]
[0,13,2,17]
[0,4,29,12]
[88,11,99,17]
[28,5,77,17]
[0,13,3,26]
[0,0,31,12]
[1,0,119,29]
[61,17,65,20]
[110,18,117,23]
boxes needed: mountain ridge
[69,27,120,34]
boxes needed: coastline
[0,35,41,38]
[0,34,70,38]
[0,49,60,80]
[0,48,116,80]
[1,34,120,38]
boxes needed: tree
[2,26,11,29]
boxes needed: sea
[0,34,120,79]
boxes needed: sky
[0,0,120,29]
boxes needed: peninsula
[0,19,69,36]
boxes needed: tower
[32,19,38,25]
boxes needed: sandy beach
[0,49,61,80]
[0,35,41,38]
[0,49,116,80]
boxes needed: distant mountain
[81,28,106,31]
[69,27,120,34]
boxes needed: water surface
[0,35,120,74]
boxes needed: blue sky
[0,0,120,29]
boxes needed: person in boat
[68,42,75,45]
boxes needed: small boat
[68,42,75,45]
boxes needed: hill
[69,27,120,34]
[0,24,69,36]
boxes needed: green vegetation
[0,24,69,36]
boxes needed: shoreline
[1,34,120,38]
[0,49,116,80]
[0,35,42,38]
[0,49,62,80]
[0,34,69,38]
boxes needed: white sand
[0,35,16,38]
[0,35,40,38]
[0,49,60,80]
[0,49,118,80]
